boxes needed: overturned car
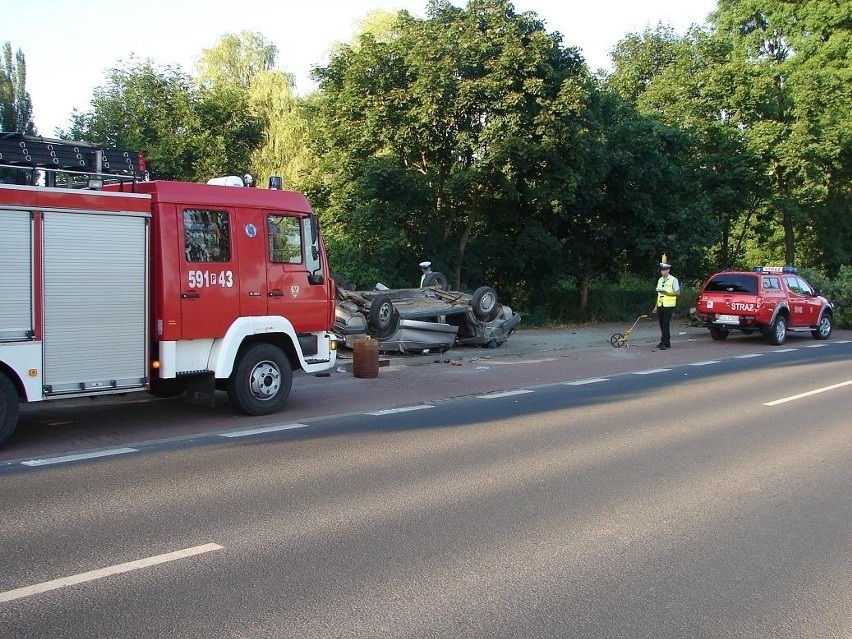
[334,273,521,354]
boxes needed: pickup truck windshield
[704,274,758,294]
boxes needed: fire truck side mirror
[309,213,319,244]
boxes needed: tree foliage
[0,42,36,134]
[16,1,848,321]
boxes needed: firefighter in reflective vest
[651,254,680,350]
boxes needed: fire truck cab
[0,133,337,447]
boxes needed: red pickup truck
[695,267,834,345]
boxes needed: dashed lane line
[21,448,138,467]
[632,368,672,375]
[367,405,435,416]
[689,360,721,367]
[564,378,610,386]
[476,390,535,399]
[734,354,762,359]
[220,423,308,438]
[765,379,852,407]
[0,543,223,604]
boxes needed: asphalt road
[0,334,850,638]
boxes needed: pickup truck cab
[695,266,834,345]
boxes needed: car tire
[472,286,500,322]
[768,314,787,345]
[368,295,395,332]
[0,371,20,447]
[422,272,449,290]
[811,313,833,340]
[709,327,729,341]
[228,343,292,416]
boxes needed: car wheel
[709,326,729,341]
[811,313,833,340]
[228,343,292,416]
[768,315,787,345]
[471,286,500,322]
[422,272,449,290]
[368,295,395,332]
[0,372,21,447]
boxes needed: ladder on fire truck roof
[0,132,146,189]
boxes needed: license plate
[716,314,740,324]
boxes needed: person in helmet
[419,261,432,287]
[651,254,680,350]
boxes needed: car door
[265,211,329,332]
[178,206,240,339]
[783,275,813,327]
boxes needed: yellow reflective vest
[656,276,679,308]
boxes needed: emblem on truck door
[291,285,300,298]
[245,223,257,238]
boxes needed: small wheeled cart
[610,314,649,348]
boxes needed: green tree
[66,55,261,181]
[310,0,585,292]
[65,59,204,179]
[0,42,36,134]
[608,26,770,271]
[196,31,277,89]
[710,0,852,269]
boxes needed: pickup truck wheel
[768,315,787,345]
[472,286,500,322]
[0,372,21,447]
[228,344,292,416]
[709,327,729,341]
[811,313,833,340]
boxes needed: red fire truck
[0,133,337,447]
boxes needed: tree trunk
[783,209,795,266]
[579,274,591,321]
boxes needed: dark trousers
[658,306,674,347]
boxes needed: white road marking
[689,360,721,367]
[21,448,137,467]
[0,543,223,603]
[367,405,435,416]
[632,368,672,375]
[835,340,851,344]
[734,354,762,359]
[476,390,534,399]
[565,378,610,385]
[765,380,852,406]
[220,423,308,438]
[772,348,797,353]
[805,343,828,348]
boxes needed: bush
[517,273,699,325]
[822,265,852,329]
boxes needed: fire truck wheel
[471,286,500,322]
[0,372,21,447]
[228,343,293,416]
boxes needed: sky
[3,0,717,136]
